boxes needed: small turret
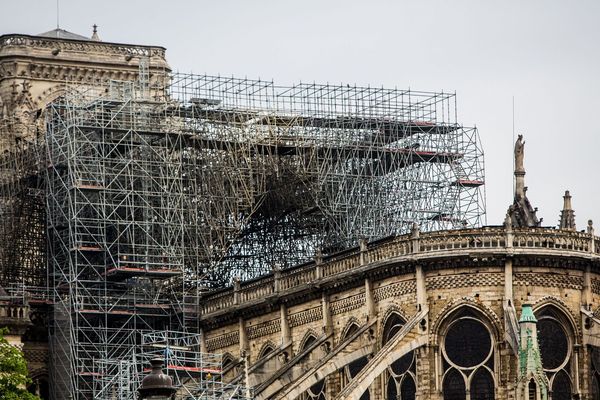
[515,304,548,400]
[558,190,576,231]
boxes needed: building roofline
[0,33,167,51]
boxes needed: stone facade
[0,32,170,147]
[199,225,600,399]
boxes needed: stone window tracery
[535,306,573,400]
[440,308,495,400]
[383,312,415,400]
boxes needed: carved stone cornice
[0,60,166,84]
[0,34,167,61]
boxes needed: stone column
[583,220,595,309]
[315,250,323,280]
[415,264,426,311]
[505,216,514,302]
[573,344,581,397]
[504,258,513,302]
[365,278,376,319]
[359,238,368,266]
[233,277,241,305]
[322,293,332,335]
[280,303,291,345]
[239,317,248,355]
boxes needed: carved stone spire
[515,304,549,400]
[507,135,541,228]
[558,190,576,231]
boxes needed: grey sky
[3,0,599,229]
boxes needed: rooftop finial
[91,24,100,41]
[558,190,576,231]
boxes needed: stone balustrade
[0,34,166,59]
[0,304,29,319]
[200,226,600,317]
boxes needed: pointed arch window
[299,334,327,400]
[528,379,536,400]
[258,343,275,360]
[341,322,369,400]
[535,306,573,400]
[440,308,495,400]
[383,312,416,400]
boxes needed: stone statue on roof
[507,134,541,228]
[514,134,525,173]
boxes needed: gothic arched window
[258,343,275,360]
[383,312,416,400]
[441,308,495,400]
[342,322,369,400]
[535,306,573,400]
[299,334,326,400]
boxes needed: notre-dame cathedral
[1,27,599,400]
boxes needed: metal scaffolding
[0,136,46,287]
[170,74,485,284]
[136,331,250,399]
[36,70,483,399]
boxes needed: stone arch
[222,352,236,367]
[532,297,577,399]
[533,296,580,340]
[335,317,371,399]
[33,83,87,111]
[436,301,499,400]
[258,340,277,360]
[27,368,49,400]
[378,304,408,345]
[430,296,502,347]
[380,306,408,346]
[381,307,416,400]
[298,329,320,352]
[340,317,361,341]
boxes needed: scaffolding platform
[103,266,182,280]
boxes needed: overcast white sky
[2,0,599,229]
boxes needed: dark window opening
[445,318,491,368]
[470,368,494,400]
[537,318,568,370]
[442,368,466,400]
[400,374,416,400]
[551,370,572,400]
[528,380,536,400]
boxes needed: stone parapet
[200,226,600,321]
[0,34,168,66]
